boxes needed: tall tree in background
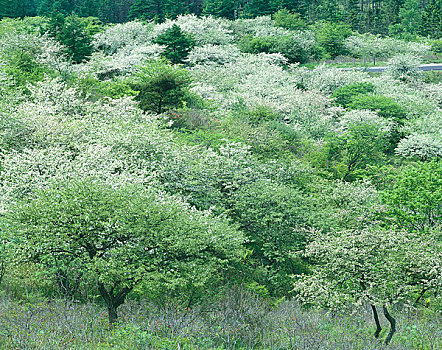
[129,0,165,20]
[203,0,238,19]
[99,0,134,22]
[399,0,422,35]
[420,0,442,38]
[45,12,93,63]
[1,0,37,18]
[243,0,278,18]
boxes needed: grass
[0,288,441,349]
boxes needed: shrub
[386,53,421,82]
[348,94,407,124]
[238,33,314,63]
[273,9,306,30]
[431,39,442,54]
[130,59,191,114]
[331,82,375,108]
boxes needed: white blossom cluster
[150,15,234,45]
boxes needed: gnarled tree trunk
[383,304,396,345]
[98,282,132,325]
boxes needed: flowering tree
[2,180,245,324]
[295,227,442,345]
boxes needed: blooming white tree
[295,227,442,345]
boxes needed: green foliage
[238,34,312,63]
[311,21,352,59]
[229,180,311,295]
[130,59,191,114]
[319,112,389,181]
[154,24,195,64]
[348,94,407,124]
[273,8,306,30]
[420,0,442,38]
[3,51,46,87]
[2,179,245,323]
[75,76,139,101]
[44,13,93,63]
[242,0,278,18]
[331,82,375,108]
[431,39,442,55]
[203,0,237,20]
[381,160,442,231]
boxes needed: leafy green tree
[3,50,46,87]
[229,180,312,295]
[2,180,245,324]
[154,24,194,64]
[331,82,375,108]
[381,160,442,231]
[273,8,307,30]
[311,21,352,58]
[319,110,389,181]
[131,59,191,114]
[348,95,406,124]
[238,34,314,63]
[295,227,442,345]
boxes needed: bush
[386,53,421,82]
[311,21,352,59]
[238,33,314,63]
[432,39,442,54]
[273,9,306,30]
[130,59,191,114]
[348,94,407,124]
[331,82,375,108]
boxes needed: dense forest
[1,0,441,37]
[0,0,441,349]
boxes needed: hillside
[0,10,441,349]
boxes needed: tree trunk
[98,282,132,326]
[108,304,118,325]
[383,305,396,345]
[371,304,382,338]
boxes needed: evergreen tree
[421,0,442,38]
[37,0,54,16]
[203,0,237,19]
[243,0,278,18]
[399,0,422,35]
[6,0,37,18]
[129,0,165,21]
[154,24,195,64]
[45,13,93,63]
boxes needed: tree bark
[371,304,382,338]
[98,282,132,326]
[383,305,396,345]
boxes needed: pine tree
[45,13,93,63]
[129,0,165,21]
[203,0,237,19]
[154,24,194,64]
[421,0,442,38]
